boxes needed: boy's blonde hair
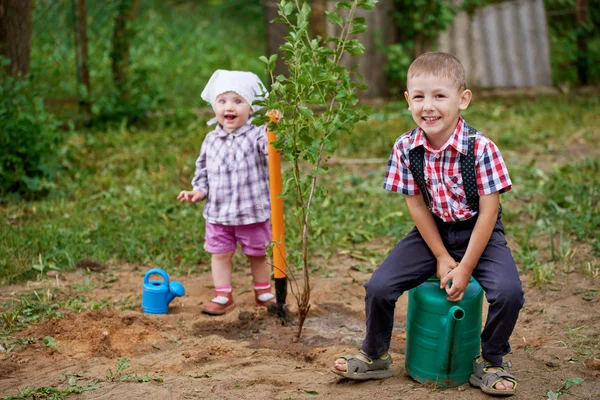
[407,52,467,91]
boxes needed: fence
[439,0,552,88]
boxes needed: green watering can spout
[441,305,465,374]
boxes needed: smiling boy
[332,52,524,396]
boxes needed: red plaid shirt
[384,117,512,222]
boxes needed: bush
[0,64,63,199]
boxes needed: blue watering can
[141,268,185,314]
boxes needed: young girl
[177,69,276,315]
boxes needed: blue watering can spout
[167,281,186,304]
[441,305,465,374]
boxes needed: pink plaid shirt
[384,117,512,222]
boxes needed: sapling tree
[254,0,377,340]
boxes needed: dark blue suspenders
[408,126,480,212]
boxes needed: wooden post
[575,0,589,85]
[111,0,141,99]
[0,0,33,76]
[73,0,91,114]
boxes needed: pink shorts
[204,220,271,257]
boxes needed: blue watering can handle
[144,268,169,285]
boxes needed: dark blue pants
[361,215,524,366]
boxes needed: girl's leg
[249,255,276,306]
[234,221,275,305]
[201,251,236,315]
[248,255,270,284]
[211,250,235,287]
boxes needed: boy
[331,52,524,396]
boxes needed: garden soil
[1,251,599,400]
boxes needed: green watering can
[405,276,484,387]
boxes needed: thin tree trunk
[264,0,287,78]
[73,0,91,113]
[310,0,327,39]
[575,0,589,85]
[0,0,33,76]
[111,0,141,99]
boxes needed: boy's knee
[492,281,524,308]
[364,278,394,301]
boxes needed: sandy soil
[1,251,599,400]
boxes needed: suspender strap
[463,127,479,211]
[408,126,480,212]
[407,129,431,210]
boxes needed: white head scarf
[200,70,268,125]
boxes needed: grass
[0,94,599,286]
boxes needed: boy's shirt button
[444,212,449,217]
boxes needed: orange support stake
[266,113,287,287]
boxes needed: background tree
[111,0,141,100]
[0,0,33,76]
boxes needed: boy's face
[214,91,253,133]
[404,74,472,148]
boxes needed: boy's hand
[177,190,206,203]
[441,265,472,302]
[436,254,458,281]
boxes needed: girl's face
[214,91,253,133]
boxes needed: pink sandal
[201,291,235,315]
[254,286,276,307]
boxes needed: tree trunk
[310,0,327,39]
[327,0,397,98]
[111,0,141,99]
[264,0,288,78]
[0,0,33,76]
[575,0,589,85]
[73,0,91,113]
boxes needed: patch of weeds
[0,336,34,354]
[72,276,97,293]
[1,289,64,333]
[43,335,61,353]
[114,294,141,311]
[547,377,584,399]
[3,379,100,400]
[105,357,130,382]
[121,373,163,383]
[532,263,556,287]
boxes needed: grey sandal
[469,358,517,396]
[331,350,393,380]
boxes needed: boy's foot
[469,357,517,396]
[331,350,393,380]
[201,291,235,315]
[254,286,276,307]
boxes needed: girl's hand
[177,190,206,203]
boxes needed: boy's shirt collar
[411,117,469,155]
[215,121,254,138]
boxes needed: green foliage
[30,0,266,124]
[544,0,600,85]
[385,0,459,91]
[0,64,64,199]
[256,0,372,279]
[105,357,131,382]
[0,94,598,288]
[2,382,100,400]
